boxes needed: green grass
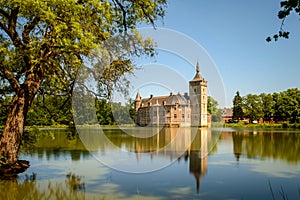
[224,122,300,129]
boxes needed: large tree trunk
[0,89,27,164]
[0,73,42,166]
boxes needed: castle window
[182,114,185,118]
[194,88,197,93]
[174,114,177,118]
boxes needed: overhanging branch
[0,63,20,91]
[22,16,40,44]
[0,8,9,19]
[113,0,128,31]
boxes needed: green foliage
[0,96,11,126]
[95,98,135,126]
[232,91,244,121]
[25,94,72,126]
[207,96,222,122]
[267,0,299,42]
[233,88,300,124]
[0,0,166,126]
[273,88,300,123]
[260,93,274,122]
[243,94,263,122]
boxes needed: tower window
[182,114,185,118]
[174,114,177,118]
[194,88,197,93]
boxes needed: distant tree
[0,0,166,166]
[127,99,136,123]
[232,88,300,124]
[95,98,135,125]
[259,93,275,122]
[207,96,222,122]
[243,94,263,123]
[96,98,114,125]
[267,0,300,42]
[232,91,244,121]
[273,88,300,123]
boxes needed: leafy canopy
[267,0,300,42]
[0,0,166,99]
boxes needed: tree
[259,93,274,122]
[232,91,244,121]
[207,96,221,122]
[243,94,263,123]
[267,0,300,42]
[0,0,166,167]
[273,88,300,123]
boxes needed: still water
[1,127,300,200]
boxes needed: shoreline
[222,122,300,130]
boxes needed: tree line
[0,95,136,126]
[232,88,300,123]
[0,94,221,126]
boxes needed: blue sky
[131,0,300,108]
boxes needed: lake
[1,127,300,200]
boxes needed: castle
[134,62,209,127]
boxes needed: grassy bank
[223,121,300,129]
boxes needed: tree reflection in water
[0,172,87,200]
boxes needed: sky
[126,0,300,108]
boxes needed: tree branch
[0,63,20,91]
[0,8,10,19]
[22,16,40,44]
[0,21,9,35]
[113,0,128,31]
[139,3,155,27]
[0,7,24,48]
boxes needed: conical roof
[190,61,205,82]
[135,92,141,100]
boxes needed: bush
[282,122,289,128]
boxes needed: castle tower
[134,92,142,112]
[189,61,208,127]
[134,92,142,125]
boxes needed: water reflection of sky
[14,128,300,200]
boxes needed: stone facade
[135,62,208,127]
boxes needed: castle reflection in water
[104,127,213,193]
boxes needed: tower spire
[135,91,141,100]
[196,60,200,73]
[190,61,203,82]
